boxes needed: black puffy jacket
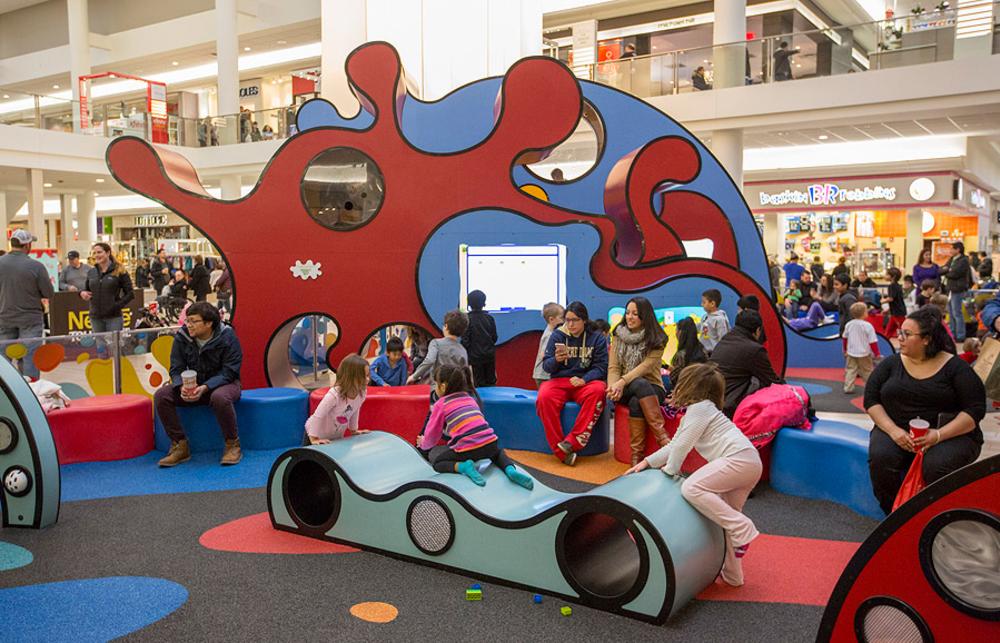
[169,323,243,390]
[84,261,134,320]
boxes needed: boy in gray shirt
[408,310,470,384]
[698,288,730,354]
[533,302,565,385]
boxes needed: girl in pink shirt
[305,354,369,444]
[419,364,533,489]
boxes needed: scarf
[614,325,647,374]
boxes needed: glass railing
[586,5,998,97]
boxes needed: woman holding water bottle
[863,306,985,514]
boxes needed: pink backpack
[732,384,812,448]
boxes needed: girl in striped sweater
[418,364,533,489]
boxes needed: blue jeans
[0,323,45,379]
[948,291,966,341]
[91,316,123,357]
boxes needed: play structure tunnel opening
[562,512,642,599]
[287,458,338,528]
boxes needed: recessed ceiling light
[172,61,179,66]
[818,134,829,140]
[96,178,105,183]
[52,84,60,89]
[2,94,8,99]
[277,40,286,45]
[244,46,252,51]
[43,183,53,187]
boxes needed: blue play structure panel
[785,380,833,396]
[785,325,895,368]
[770,419,883,519]
[478,386,609,456]
[60,448,288,502]
[153,387,308,452]
[0,540,33,571]
[0,576,187,641]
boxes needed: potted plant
[911,4,926,15]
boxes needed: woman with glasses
[864,306,984,514]
[536,301,609,466]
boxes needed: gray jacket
[0,250,54,328]
[59,264,90,291]
[410,336,468,383]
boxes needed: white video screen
[459,244,567,312]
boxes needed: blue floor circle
[0,541,33,571]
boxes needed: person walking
[134,258,151,290]
[189,255,212,302]
[214,260,233,316]
[150,249,171,296]
[0,230,54,379]
[80,242,134,333]
[772,41,800,81]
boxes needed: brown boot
[158,440,191,467]
[627,417,647,466]
[639,396,670,447]
[221,438,242,465]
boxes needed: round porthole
[854,596,932,643]
[0,418,17,455]
[406,496,455,556]
[556,509,644,601]
[301,147,384,231]
[3,466,32,498]
[285,457,340,531]
[919,509,1000,621]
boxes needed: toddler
[305,354,369,444]
[842,301,880,394]
[699,288,730,354]
[959,337,981,365]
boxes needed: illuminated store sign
[758,183,897,206]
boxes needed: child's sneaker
[734,543,750,558]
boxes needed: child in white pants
[626,362,762,586]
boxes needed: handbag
[973,336,1000,399]
[892,451,925,512]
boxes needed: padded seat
[154,387,309,452]
[48,394,154,464]
[769,419,883,519]
[477,386,609,455]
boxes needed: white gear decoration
[290,260,322,280]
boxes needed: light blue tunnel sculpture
[267,432,724,623]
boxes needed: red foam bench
[309,384,431,444]
[612,405,771,480]
[47,394,154,465]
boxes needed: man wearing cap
[0,230,54,378]
[58,250,89,292]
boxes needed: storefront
[112,213,195,263]
[746,171,994,277]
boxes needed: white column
[321,0,367,116]
[60,194,75,254]
[713,0,747,89]
[77,191,97,244]
[216,0,240,144]
[220,175,242,200]
[67,0,91,133]
[26,169,46,245]
[519,0,543,58]
[906,208,925,270]
[0,191,8,228]
[712,129,744,190]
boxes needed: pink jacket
[732,384,811,448]
[305,386,367,440]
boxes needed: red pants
[536,378,605,458]
[883,315,906,339]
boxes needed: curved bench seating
[769,419,883,519]
[309,384,431,444]
[48,394,153,465]
[154,387,309,453]
[477,386,609,456]
[267,431,724,624]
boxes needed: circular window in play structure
[266,314,340,391]
[285,457,340,531]
[524,101,605,183]
[301,147,385,230]
[558,510,643,601]
[854,596,931,643]
[406,496,455,556]
[919,509,1000,621]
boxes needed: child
[881,267,907,338]
[915,279,937,308]
[408,310,469,384]
[419,364,533,489]
[842,301,880,394]
[783,280,802,319]
[625,362,762,587]
[959,337,981,365]
[928,293,956,342]
[533,302,565,387]
[370,336,407,387]
[304,354,369,444]
[902,275,917,314]
[461,290,498,387]
[699,288,730,354]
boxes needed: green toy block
[466,589,483,601]
[560,606,572,616]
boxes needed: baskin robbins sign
[746,174,965,212]
[757,183,897,207]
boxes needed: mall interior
[1,1,999,641]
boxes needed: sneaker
[556,441,572,455]
[221,438,242,466]
[158,440,191,467]
[563,451,577,467]
[734,543,750,558]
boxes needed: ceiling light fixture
[277,40,286,44]
[52,84,60,89]
[172,61,179,66]
[43,183,53,187]
[244,46,252,51]
[818,134,829,140]
[96,178,105,183]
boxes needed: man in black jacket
[709,310,784,417]
[150,249,171,296]
[155,302,244,467]
[835,273,858,336]
[944,241,971,341]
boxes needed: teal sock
[457,460,486,486]
[504,465,534,490]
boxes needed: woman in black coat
[189,255,212,302]
[81,242,134,332]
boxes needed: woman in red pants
[536,301,609,466]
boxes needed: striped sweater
[419,392,498,452]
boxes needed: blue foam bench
[477,386,609,456]
[769,418,884,519]
[154,387,309,453]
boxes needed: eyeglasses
[564,316,583,323]
[897,329,922,339]
[185,318,204,326]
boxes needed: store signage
[758,183,897,207]
[49,291,145,336]
[133,214,169,227]
[909,177,936,201]
[239,86,260,98]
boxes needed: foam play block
[154,387,308,452]
[48,394,154,465]
[309,384,431,444]
[477,387,609,456]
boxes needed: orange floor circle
[349,601,398,623]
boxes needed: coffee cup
[909,418,930,439]
[181,370,198,390]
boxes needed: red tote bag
[891,451,926,512]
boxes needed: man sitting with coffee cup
[155,302,244,467]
